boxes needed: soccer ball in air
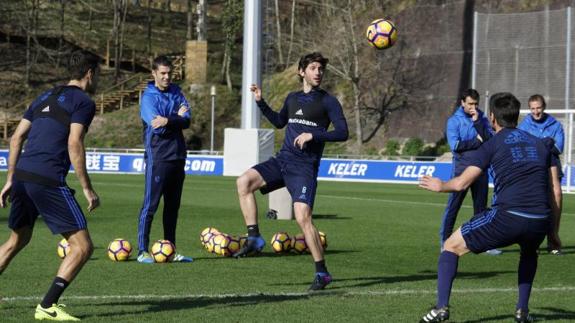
[366,19,398,50]
[57,238,70,259]
[270,232,292,253]
[291,233,308,254]
[319,231,328,250]
[213,234,232,256]
[151,240,176,263]
[200,227,220,246]
[107,238,132,262]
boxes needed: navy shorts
[253,157,318,207]
[8,181,87,234]
[461,208,549,254]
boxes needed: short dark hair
[68,50,100,80]
[489,92,521,128]
[528,94,546,108]
[460,88,480,102]
[152,55,173,70]
[298,52,328,72]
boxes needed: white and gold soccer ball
[107,238,132,262]
[270,232,292,253]
[151,239,175,263]
[57,238,70,259]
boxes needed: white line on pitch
[86,181,575,216]
[318,194,575,216]
[3,286,575,302]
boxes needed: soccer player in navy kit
[233,52,349,290]
[419,93,556,323]
[136,55,193,263]
[0,50,100,321]
[441,89,501,255]
[518,94,564,255]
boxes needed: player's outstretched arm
[0,119,31,208]
[68,123,100,212]
[251,84,288,128]
[419,166,482,193]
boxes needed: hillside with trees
[0,0,569,156]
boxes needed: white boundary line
[86,181,575,216]
[3,286,575,302]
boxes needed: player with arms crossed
[419,92,556,323]
[518,94,564,255]
[0,50,100,321]
[136,55,192,264]
[233,52,349,290]
[442,89,500,255]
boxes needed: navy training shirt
[468,127,552,216]
[256,88,348,166]
[15,86,96,186]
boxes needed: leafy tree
[402,137,424,156]
[384,139,400,156]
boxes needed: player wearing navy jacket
[136,55,192,264]
[233,52,349,291]
[0,50,100,321]
[441,89,501,255]
[419,92,556,323]
[518,94,564,254]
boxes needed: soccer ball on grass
[151,239,176,263]
[107,238,132,261]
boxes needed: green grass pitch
[1,174,574,322]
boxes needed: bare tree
[24,0,39,88]
[286,0,296,67]
[186,0,194,40]
[197,0,206,41]
[112,0,128,82]
[220,0,242,90]
[274,0,284,66]
[147,0,152,61]
[56,0,66,68]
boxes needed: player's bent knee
[236,174,255,195]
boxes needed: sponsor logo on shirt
[42,105,50,112]
[295,109,304,116]
[288,118,318,127]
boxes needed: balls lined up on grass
[151,239,175,263]
[270,232,292,253]
[290,231,328,254]
[212,234,232,256]
[57,238,70,259]
[200,227,220,245]
[291,233,308,254]
[107,238,132,262]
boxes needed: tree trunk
[225,49,232,90]
[197,0,206,41]
[25,0,39,88]
[118,0,128,79]
[220,48,228,83]
[186,0,193,40]
[346,1,362,149]
[147,0,152,61]
[274,0,284,66]
[113,0,123,82]
[57,0,65,68]
[286,0,296,67]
